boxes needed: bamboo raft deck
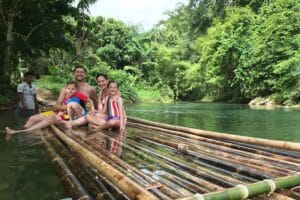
[41,117,300,200]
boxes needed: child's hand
[89,110,97,115]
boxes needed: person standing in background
[15,72,38,117]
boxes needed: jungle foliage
[1,0,299,105]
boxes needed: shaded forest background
[0,0,299,106]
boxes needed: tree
[94,18,143,69]
[0,0,97,88]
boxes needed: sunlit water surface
[0,102,299,199]
[126,102,300,142]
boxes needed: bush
[136,83,173,103]
[34,76,65,97]
[108,70,138,103]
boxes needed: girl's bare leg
[67,104,74,123]
[92,119,120,131]
[86,113,106,126]
[106,119,120,129]
[68,102,83,119]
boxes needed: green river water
[0,102,299,199]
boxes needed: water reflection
[70,127,126,156]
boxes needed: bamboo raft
[40,117,300,200]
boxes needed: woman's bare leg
[24,114,45,128]
[5,114,59,140]
[70,116,88,128]
[23,114,59,133]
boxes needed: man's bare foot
[5,127,16,141]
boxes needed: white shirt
[17,82,36,109]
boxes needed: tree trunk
[1,0,20,86]
[76,31,87,63]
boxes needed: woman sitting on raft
[71,80,126,132]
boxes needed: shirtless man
[55,65,97,112]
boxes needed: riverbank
[248,97,300,109]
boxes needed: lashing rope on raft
[264,179,276,196]
[193,193,205,200]
[236,184,249,199]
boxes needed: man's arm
[17,84,26,108]
[34,94,39,112]
[18,92,26,108]
[87,98,95,111]
[54,87,67,111]
[89,87,98,110]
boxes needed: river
[0,102,299,199]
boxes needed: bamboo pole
[136,134,295,177]
[127,139,239,188]
[180,173,300,200]
[44,133,116,200]
[230,141,300,159]
[130,128,300,176]
[128,122,300,164]
[126,140,300,199]
[128,117,300,152]
[67,131,164,200]
[77,132,184,199]
[155,170,209,194]
[140,168,194,197]
[136,137,273,180]
[123,143,225,192]
[41,136,92,200]
[68,129,183,199]
[84,163,131,200]
[63,131,131,200]
[50,125,158,200]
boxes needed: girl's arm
[117,97,125,131]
